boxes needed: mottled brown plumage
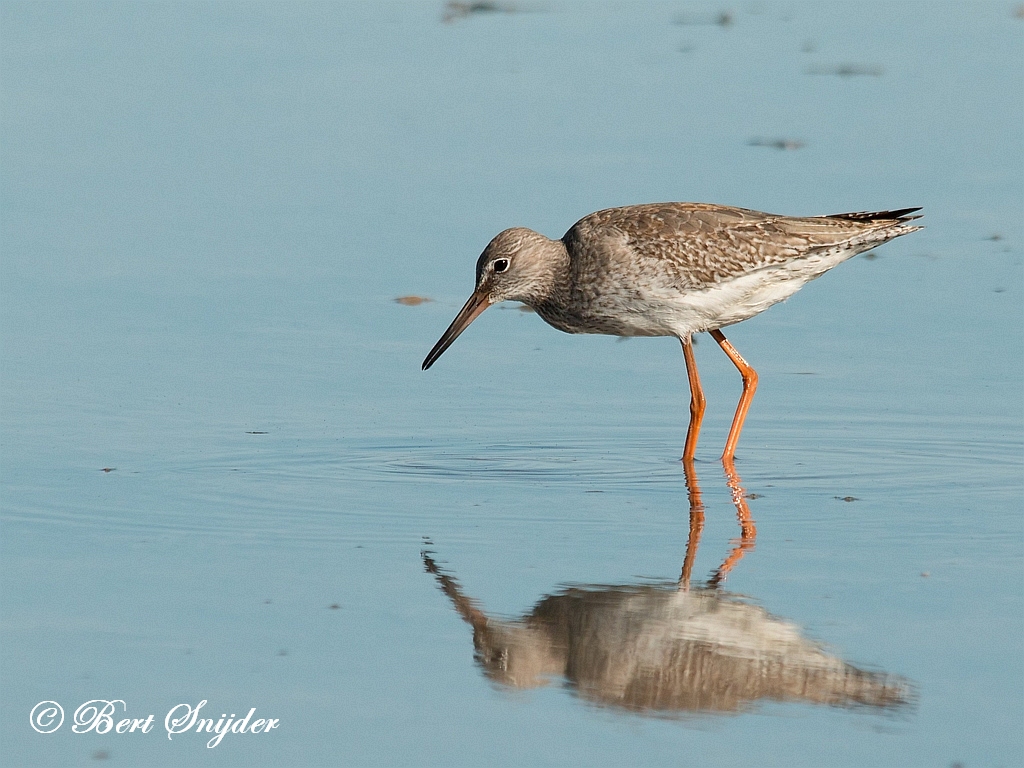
[568,203,919,288]
[423,202,922,461]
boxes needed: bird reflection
[423,460,912,716]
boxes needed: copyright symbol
[30,701,64,733]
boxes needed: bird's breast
[533,289,694,337]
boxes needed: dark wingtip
[829,207,923,223]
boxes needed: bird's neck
[536,237,572,303]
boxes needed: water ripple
[338,439,684,487]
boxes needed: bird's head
[473,227,561,304]
[422,228,563,370]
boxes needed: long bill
[421,290,491,370]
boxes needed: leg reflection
[678,459,705,591]
[679,458,757,589]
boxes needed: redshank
[422,203,921,462]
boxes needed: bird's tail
[826,207,923,223]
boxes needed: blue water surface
[2,2,1021,766]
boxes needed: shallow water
[2,2,1022,766]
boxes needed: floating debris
[394,295,433,306]
[805,63,885,77]
[986,234,1003,241]
[673,10,733,27]
[442,1,522,23]
[329,603,341,610]
[921,572,930,578]
[246,431,267,434]
[100,467,116,473]
[748,137,805,151]
[835,496,859,502]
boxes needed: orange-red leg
[710,329,758,463]
[680,336,706,463]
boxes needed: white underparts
[611,244,869,338]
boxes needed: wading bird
[423,203,921,462]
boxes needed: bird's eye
[493,258,510,274]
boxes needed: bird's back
[562,202,920,291]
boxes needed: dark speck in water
[100,467,115,472]
[673,10,733,27]
[394,295,432,306]
[746,493,763,499]
[835,496,859,502]
[986,234,1003,241]
[246,431,267,434]
[329,604,341,610]
[442,2,524,23]
[805,63,885,77]
[748,137,804,150]
[92,750,110,761]
[277,649,288,657]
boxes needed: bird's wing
[565,203,917,290]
